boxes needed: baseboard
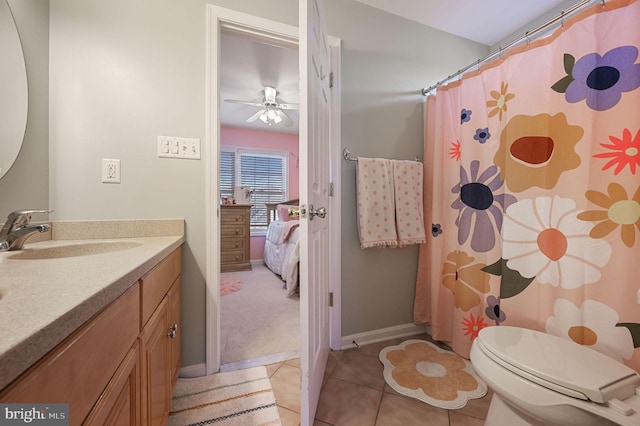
[219,350,299,373]
[179,363,207,378]
[178,350,300,378]
[250,259,265,266]
[181,324,430,377]
[340,323,429,350]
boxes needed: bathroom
[1,0,487,378]
[2,0,639,424]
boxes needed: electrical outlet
[102,159,121,183]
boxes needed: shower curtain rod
[421,0,598,96]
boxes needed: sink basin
[7,241,143,260]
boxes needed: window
[220,147,288,234]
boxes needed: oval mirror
[0,0,28,179]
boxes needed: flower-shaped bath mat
[379,339,487,409]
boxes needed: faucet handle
[8,209,53,217]
[2,209,53,235]
[6,209,53,222]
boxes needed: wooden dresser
[220,204,252,272]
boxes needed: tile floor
[265,333,492,426]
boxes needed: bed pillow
[277,204,298,221]
[276,204,300,221]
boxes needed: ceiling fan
[224,86,298,127]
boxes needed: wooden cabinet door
[140,297,169,426]
[84,342,140,425]
[168,279,181,397]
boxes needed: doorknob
[308,205,327,220]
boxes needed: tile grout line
[373,386,385,426]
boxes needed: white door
[299,0,332,423]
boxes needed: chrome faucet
[0,209,53,251]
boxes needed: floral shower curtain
[414,0,640,372]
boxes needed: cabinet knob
[235,243,240,248]
[167,323,178,339]
[235,229,240,235]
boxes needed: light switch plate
[102,159,121,183]
[157,136,201,159]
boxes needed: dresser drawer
[221,251,247,264]
[221,225,246,238]
[221,210,248,225]
[221,238,246,251]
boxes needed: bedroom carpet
[168,366,281,426]
[379,340,487,410]
[221,264,300,366]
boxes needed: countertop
[0,219,184,390]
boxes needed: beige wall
[4,0,488,368]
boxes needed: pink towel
[356,157,398,249]
[393,160,426,247]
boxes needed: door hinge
[329,292,334,307]
[329,182,334,197]
[329,72,334,89]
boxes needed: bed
[263,199,300,297]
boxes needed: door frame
[205,5,342,375]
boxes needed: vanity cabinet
[84,342,140,425]
[220,204,252,272]
[0,247,182,426]
[139,248,181,426]
[0,283,141,423]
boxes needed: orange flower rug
[379,339,487,409]
[220,276,242,296]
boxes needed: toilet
[470,326,640,426]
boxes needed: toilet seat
[475,326,640,403]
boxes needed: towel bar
[342,148,421,162]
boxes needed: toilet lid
[476,326,640,403]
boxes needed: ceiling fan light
[273,115,282,124]
[259,113,268,124]
[266,109,277,120]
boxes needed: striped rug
[168,366,282,426]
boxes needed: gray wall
[0,0,49,218]
[4,0,487,368]
[322,0,488,336]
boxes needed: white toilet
[470,326,640,426]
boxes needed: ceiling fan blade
[277,103,299,110]
[276,109,294,127]
[246,109,265,123]
[224,99,264,108]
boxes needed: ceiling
[352,0,571,46]
[220,31,299,134]
[219,0,571,134]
